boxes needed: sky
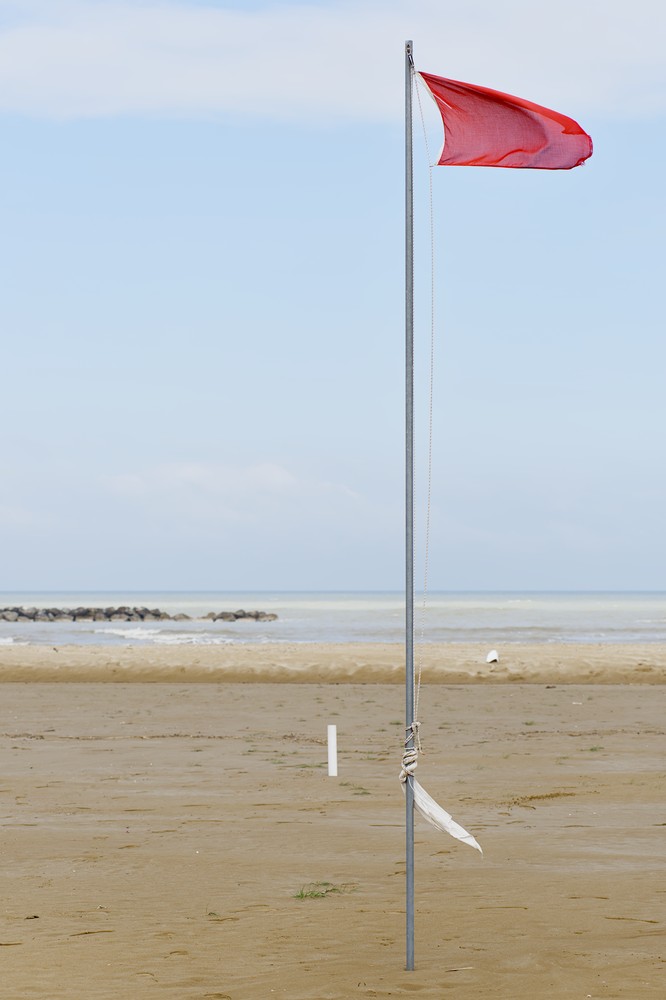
[1,0,665,592]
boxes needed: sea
[0,591,665,648]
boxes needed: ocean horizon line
[2,588,665,597]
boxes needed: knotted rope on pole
[400,721,422,784]
[400,722,482,855]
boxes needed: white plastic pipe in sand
[327,724,338,777]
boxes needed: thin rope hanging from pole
[413,70,437,734]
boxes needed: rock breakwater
[0,606,278,623]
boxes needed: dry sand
[0,645,664,998]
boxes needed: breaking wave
[94,626,233,645]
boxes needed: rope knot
[400,746,419,783]
[400,721,422,783]
[405,720,422,753]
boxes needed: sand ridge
[1,641,666,683]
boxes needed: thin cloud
[101,461,359,522]
[0,0,663,120]
[0,503,51,529]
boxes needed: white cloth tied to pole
[400,744,482,855]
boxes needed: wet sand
[0,647,664,997]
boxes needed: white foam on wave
[94,627,163,640]
[153,633,233,646]
[93,626,234,646]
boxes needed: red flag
[419,73,592,170]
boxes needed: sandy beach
[1,641,666,683]
[0,645,664,998]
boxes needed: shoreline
[1,641,665,682]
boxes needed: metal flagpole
[404,38,415,973]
